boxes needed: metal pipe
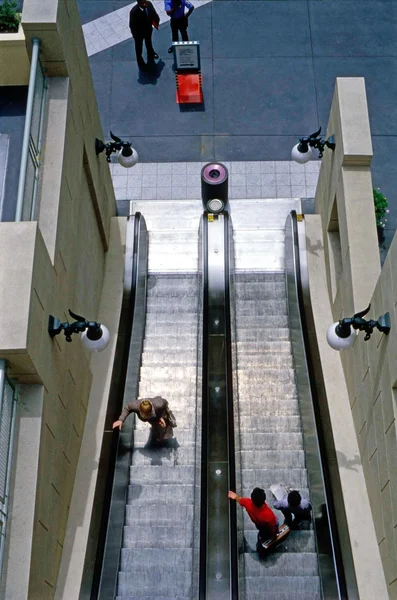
[15,37,40,222]
[0,382,16,577]
[30,67,47,220]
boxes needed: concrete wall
[308,77,396,598]
[0,1,121,598]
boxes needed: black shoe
[150,52,159,59]
[168,46,173,53]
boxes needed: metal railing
[15,38,47,222]
[0,361,17,576]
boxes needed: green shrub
[0,1,21,33]
[373,188,389,229]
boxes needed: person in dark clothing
[228,487,279,542]
[164,0,194,53]
[273,490,312,529]
[129,0,160,70]
[112,396,177,442]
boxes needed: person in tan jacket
[112,396,177,442]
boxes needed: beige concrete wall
[0,1,120,598]
[310,77,397,598]
[0,26,30,85]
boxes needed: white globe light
[326,322,357,350]
[118,147,138,168]
[81,324,110,352]
[291,143,312,164]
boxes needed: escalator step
[243,551,319,577]
[241,468,308,489]
[120,547,193,570]
[238,432,303,450]
[245,575,321,595]
[241,450,305,469]
[127,484,194,503]
[125,502,194,525]
[130,465,195,484]
[122,525,193,548]
[239,415,302,432]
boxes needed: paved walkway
[77,0,397,247]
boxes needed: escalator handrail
[288,209,347,599]
[89,212,148,600]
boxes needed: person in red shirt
[228,487,279,542]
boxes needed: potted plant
[0,1,21,33]
[373,188,389,244]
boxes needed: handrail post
[15,37,40,222]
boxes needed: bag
[166,408,177,428]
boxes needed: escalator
[93,198,346,600]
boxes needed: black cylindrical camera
[201,162,229,214]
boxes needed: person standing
[129,0,160,70]
[273,490,312,529]
[112,396,177,443]
[164,0,194,54]
[228,488,279,543]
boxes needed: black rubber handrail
[289,210,348,599]
[199,211,238,599]
[224,212,239,598]
[199,212,209,599]
[87,212,147,600]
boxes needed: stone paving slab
[110,160,320,206]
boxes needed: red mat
[176,73,203,104]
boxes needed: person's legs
[280,509,293,528]
[134,37,145,68]
[179,16,189,41]
[144,30,157,59]
[171,19,180,42]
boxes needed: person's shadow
[138,59,166,85]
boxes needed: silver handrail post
[15,37,40,222]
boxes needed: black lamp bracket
[95,131,133,163]
[48,309,102,342]
[335,304,391,342]
[297,126,336,158]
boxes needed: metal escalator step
[235,272,285,283]
[116,596,189,600]
[236,340,292,354]
[237,354,293,368]
[237,368,296,384]
[130,465,195,484]
[117,571,191,597]
[128,484,194,503]
[241,450,305,469]
[132,446,196,467]
[141,350,198,364]
[238,433,303,450]
[237,398,299,415]
[236,385,298,399]
[235,282,286,299]
[146,298,198,312]
[244,591,321,600]
[122,525,193,548]
[133,429,196,446]
[120,547,193,570]
[125,502,194,525]
[236,314,289,327]
[241,468,308,489]
[245,575,321,595]
[235,300,287,316]
[236,327,290,341]
[138,382,197,396]
[239,415,302,432]
[243,552,319,577]
[140,366,196,380]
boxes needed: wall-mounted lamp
[95,131,138,168]
[48,309,110,352]
[326,304,391,350]
[291,127,335,164]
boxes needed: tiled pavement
[83,1,211,57]
[110,160,320,212]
